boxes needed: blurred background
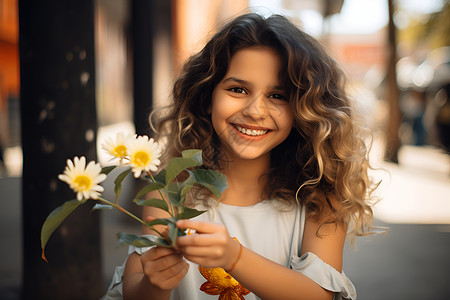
[0,0,449,299]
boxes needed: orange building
[0,0,19,148]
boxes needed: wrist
[225,238,243,273]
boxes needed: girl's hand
[176,220,240,270]
[140,246,189,291]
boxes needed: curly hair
[152,13,378,238]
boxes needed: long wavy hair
[152,13,378,237]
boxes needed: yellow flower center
[74,175,92,191]
[132,151,150,167]
[113,145,127,157]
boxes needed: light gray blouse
[102,199,356,300]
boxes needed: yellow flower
[127,135,162,178]
[198,237,250,300]
[102,132,134,163]
[58,156,107,201]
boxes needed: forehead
[225,47,282,84]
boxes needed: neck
[220,154,270,206]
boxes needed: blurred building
[0,0,19,150]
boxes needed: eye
[269,93,287,101]
[228,87,247,94]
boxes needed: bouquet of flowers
[41,132,227,262]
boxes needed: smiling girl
[104,13,377,300]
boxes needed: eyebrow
[221,76,285,91]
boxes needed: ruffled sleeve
[291,252,357,300]
[100,235,157,300]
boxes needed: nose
[242,93,269,119]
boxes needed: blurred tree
[19,0,102,299]
[398,1,450,50]
[385,0,402,163]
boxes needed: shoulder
[301,194,347,272]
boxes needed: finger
[176,233,222,247]
[178,245,221,257]
[141,245,177,262]
[176,220,223,234]
[146,259,190,290]
[143,251,184,274]
[158,262,190,290]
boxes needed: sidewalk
[1,144,449,299]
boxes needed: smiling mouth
[233,124,270,136]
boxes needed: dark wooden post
[19,0,102,299]
[384,0,402,163]
[131,0,154,136]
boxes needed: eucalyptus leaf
[101,165,116,175]
[41,199,86,262]
[181,149,203,163]
[168,222,178,246]
[117,233,157,247]
[135,182,165,199]
[175,206,207,220]
[153,169,166,185]
[165,149,203,184]
[179,174,196,206]
[134,198,169,213]
[114,168,132,198]
[155,237,172,248]
[91,203,114,211]
[189,169,227,199]
[166,182,182,206]
[146,218,171,227]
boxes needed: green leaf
[117,233,157,247]
[165,149,203,184]
[41,199,86,262]
[179,174,196,206]
[189,169,227,199]
[168,222,179,246]
[166,182,182,206]
[134,198,169,213]
[181,149,203,163]
[146,218,172,227]
[114,168,132,198]
[153,169,166,185]
[101,165,116,175]
[135,182,165,199]
[175,206,207,220]
[91,203,113,211]
[155,237,172,248]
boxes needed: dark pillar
[19,0,102,299]
[131,0,154,136]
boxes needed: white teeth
[235,125,268,136]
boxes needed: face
[211,47,294,162]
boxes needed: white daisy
[58,156,107,201]
[127,135,162,178]
[101,132,134,164]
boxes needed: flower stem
[97,197,165,238]
[146,171,175,217]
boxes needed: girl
[105,13,376,300]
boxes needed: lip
[229,122,272,140]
